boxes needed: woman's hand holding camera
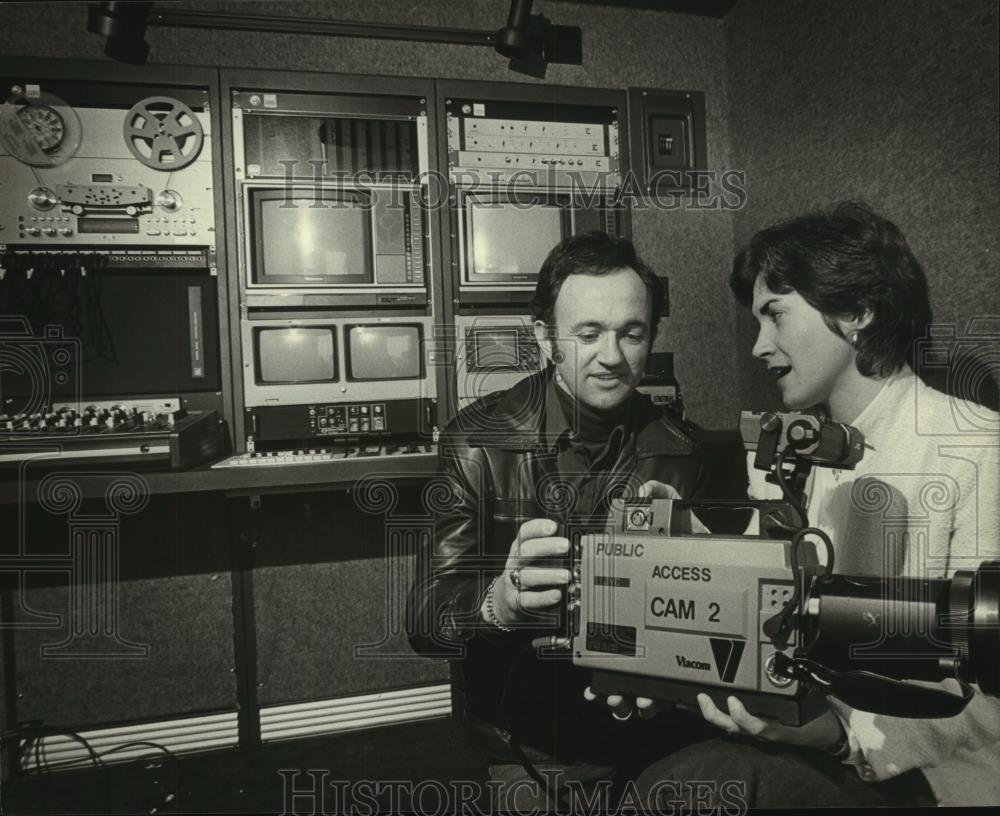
[696,694,847,754]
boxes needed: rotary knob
[155,189,183,212]
[28,187,58,211]
[760,412,783,434]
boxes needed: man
[407,232,711,809]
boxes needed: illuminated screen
[256,328,337,383]
[472,329,520,369]
[469,202,562,277]
[347,325,422,380]
[258,196,369,279]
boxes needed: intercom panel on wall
[627,87,707,192]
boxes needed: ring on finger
[612,706,633,722]
[509,566,524,591]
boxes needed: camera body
[557,411,998,722]
[739,409,865,470]
[570,498,828,725]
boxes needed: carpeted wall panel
[724,0,1000,410]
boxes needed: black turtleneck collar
[552,376,632,444]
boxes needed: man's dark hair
[730,201,933,377]
[530,231,665,342]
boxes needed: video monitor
[345,324,424,381]
[454,188,628,298]
[467,200,564,281]
[470,328,522,370]
[251,189,373,285]
[254,327,338,384]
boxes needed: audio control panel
[308,402,388,436]
[245,398,436,445]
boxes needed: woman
[627,202,1000,808]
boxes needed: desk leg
[228,494,261,751]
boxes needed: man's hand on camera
[482,518,570,629]
[637,480,681,499]
[636,480,711,533]
[697,693,845,752]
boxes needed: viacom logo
[708,638,746,684]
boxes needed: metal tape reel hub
[122,95,203,170]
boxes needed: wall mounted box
[627,88,707,192]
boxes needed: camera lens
[803,561,1000,695]
[962,562,1000,695]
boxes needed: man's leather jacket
[407,368,709,764]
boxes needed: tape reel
[122,95,204,171]
[0,89,82,167]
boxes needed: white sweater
[748,368,1000,805]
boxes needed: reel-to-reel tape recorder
[0,81,214,249]
[0,74,223,470]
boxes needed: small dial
[17,104,65,152]
[28,187,58,211]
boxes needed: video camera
[564,411,999,724]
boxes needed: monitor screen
[472,329,521,370]
[346,324,423,381]
[253,191,372,283]
[468,201,563,278]
[256,327,337,383]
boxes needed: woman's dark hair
[530,231,665,341]
[730,201,933,377]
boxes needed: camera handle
[764,447,813,531]
[771,652,975,718]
